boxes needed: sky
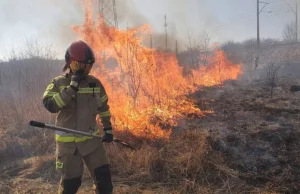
[0,0,298,59]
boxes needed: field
[0,57,299,193]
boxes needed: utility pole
[150,34,153,49]
[175,40,178,56]
[286,2,298,41]
[164,15,168,52]
[126,23,129,67]
[255,1,271,69]
[257,0,260,52]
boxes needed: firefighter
[42,40,113,194]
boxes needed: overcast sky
[0,0,297,59]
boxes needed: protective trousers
[56,144,113,194]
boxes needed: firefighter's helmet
[63,40,95,74]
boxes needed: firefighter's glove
[70,70,85,91]
[102,128,113,143]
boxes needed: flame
[73,1,242,139]
[191,50,242,87]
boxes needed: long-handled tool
[29,120,136,150]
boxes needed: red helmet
[64,40,95,72]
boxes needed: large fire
[73,1,242,139]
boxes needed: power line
[188,13,275,32]
[222,41,300,52]
[284,0,298,41]
[191,3,287,31]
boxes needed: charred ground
[191,77,300,193]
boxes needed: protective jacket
[43,73,111,156]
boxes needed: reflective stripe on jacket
[55,128,100,142]
[42,74,111,146]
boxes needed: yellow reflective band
[59,86,100,94]
[43,91,57,98]
[55,135,75,142]
[53,94,66,108]
[59,86,67,91]
[100,95,108,102]
[46,83,54,91]
[77,88,100,94]
[55,129,100,143]
[98,110,111,118]
[56,161,63,169]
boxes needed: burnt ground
[1,75,300,193]
[188,77,300,193]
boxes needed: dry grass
[106,129,275,194]
[1,58,298,193]
[0,130,228,194]
[0,128,282,193]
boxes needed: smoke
[115,0,199,51]
[0,0,103,58]
[0,0,296,60]
[115,0,148,27]
[0,0,222,56]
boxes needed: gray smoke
[0,0,296,59]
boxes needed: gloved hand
[102,128,113,143]
[70,69,85,90]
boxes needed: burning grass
[73,0,242,139]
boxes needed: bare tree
[0,39,59,132]
[283,22,297,42]
[185,33,211,69]
[186,35,200,68]
[199,32,210,66]
[266,62,283,98]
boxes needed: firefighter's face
[70,61,92,75]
